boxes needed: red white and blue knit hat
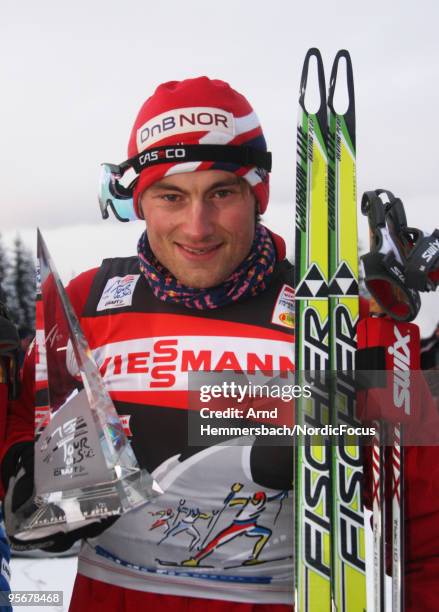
[127,76,271,217]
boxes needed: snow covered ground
[9,554,77,612]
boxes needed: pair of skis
[294,48,366,611]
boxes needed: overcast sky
[1,0,438,333]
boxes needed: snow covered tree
[0,233,15,314]
[8,234,36,331]
[0,233,8,288]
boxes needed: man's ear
[255,203,261,224]
[137,191,146,220]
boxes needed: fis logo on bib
[97,274,140,311]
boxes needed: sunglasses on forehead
[98,144,272,222]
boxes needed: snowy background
[10,556,76,612]
[1,0,438,334]
[2,0,438,608]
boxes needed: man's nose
[183,199,215,240]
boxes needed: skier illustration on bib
[156,499,215,551]
[148,508,174,534]
[182,482,288,567]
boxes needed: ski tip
[334,48,352,62]
[304,47,323,59]
[328,49,354,117]
[299,47,326,115]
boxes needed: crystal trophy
[7,230,161,541]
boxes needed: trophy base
[11,469,159,542]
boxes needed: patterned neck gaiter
[137,223,276,310]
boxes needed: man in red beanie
[3,77,439,612]
[2,77,295,611]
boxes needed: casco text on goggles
[98,144,272,222]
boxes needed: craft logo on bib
[271,284,295,329]
[97,275,141,311]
